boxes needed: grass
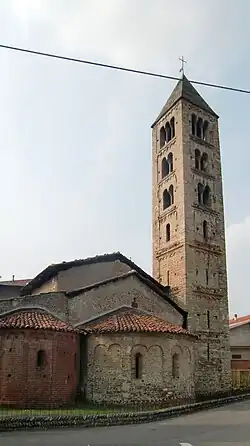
[0,404,146,417]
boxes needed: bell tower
[152,74,231,395]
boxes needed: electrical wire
[0,43,249,95]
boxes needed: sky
[0,0,249,317]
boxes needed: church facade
[0,75,231,408]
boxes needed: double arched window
[195,149,208,172]
[159,117,175,148]
[163,185,174,210]
[197,183,211,207]
[161,152,173,178]
[191,114,209,141]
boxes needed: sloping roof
[81,306,193,336]
[0,309,76,333]
[20,252,186,319]
[0,279,31,287]
[152,74,218,127]
[66,269,187,320]
[229,314,250,329]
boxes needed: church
[0,75,231,408]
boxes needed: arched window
[203,185,211,207]
[163,189,171,210]
[36,350,46,368]
[196,117,203,139]
[195,149,201,170]
[166,122,171,143]
[203,120,209,141]
[203,220,208,240]
[201,153,208,172]
[135,353,143,379]
[170,117,175,138]
[172,353,180,378]
[168,152,173,172]
[166,223,171,241]
[161,157,169,179]
[169,185,174,205]
[191,114,196,135]
[197,183,204,204]
[160,126,166,148]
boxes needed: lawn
[0,405,146,417]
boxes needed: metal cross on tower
[179,56,187,74]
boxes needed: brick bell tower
[151,73,231,395]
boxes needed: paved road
[0,399,250,446]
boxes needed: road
[0,399,249,446]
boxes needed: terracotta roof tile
[0,310,75,333]
[83,308,191,336]
[229,314,250,327]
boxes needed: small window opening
[167,270,170,286]
[207,343,210,360]
[168,152,173,173]
[201,153,208,172]
[37,350,46,368]
[197,117,203,139]
[191,114,196,135]
[205,269,209,285]
[203,121,209,141]
[163,189,171,210]
[207,310,210,329]
[195,149,201,170]
[166,223,171,241]
[169,185,174,205]
[203,185,211,207]
[170,117,175,138]
[203,220,208,240]
[160,126,166,148]
[161,157,169,178]
[198,183,203,204]
[135,353,143,379]
[166,122,171,143]
[172,353,180,378]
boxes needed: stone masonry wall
[68,274,183,327]
[0,293,68,322]
[152,86,231,396]
[85,332,195,405]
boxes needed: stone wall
[0,328,78,408]
[31,260,131,295]
[69,274,183,327]
[85,332,195,405]
[0,292,68,322]
[151,83,231,396]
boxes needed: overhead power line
[0,43,249,95]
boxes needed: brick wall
[0,329,78,408]
[85,332,195,406]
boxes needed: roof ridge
[152,75,218,127]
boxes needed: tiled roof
[0,310,75,333]
[83,308,192,336]
[229,314,250,328]
[152,74,218,127]
[0,279,30,287]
